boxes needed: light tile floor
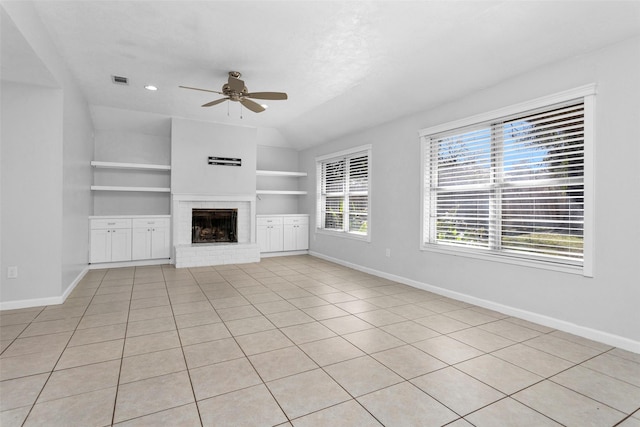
[1,255,639,426]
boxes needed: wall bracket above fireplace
[208,157,241,167]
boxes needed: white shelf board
[91,161,171,171]
[256,190,308,195]
[256,170,307,177]
[91,185,171,193]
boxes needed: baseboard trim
[61,266,89,302]
[309,251,640,354]
[0,266,89,311]
[261,250,309,258]
[88,259,171,270]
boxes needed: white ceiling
[14,1,640,149]
[0,6,57,88]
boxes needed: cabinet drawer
[90,218,131,230]
[257,217,283,226]
[132,218,170,228]
[283,216,309,225]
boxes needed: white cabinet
[90,216,170,264]
[257,216,283,252]
[132,218,170,260]
[257,215,309,254]
[90,218,132,263]
[283,216,309,251]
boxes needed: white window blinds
[424,101,586,266]
[317,146,371,238]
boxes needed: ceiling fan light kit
[180,71,288,114]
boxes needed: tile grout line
[255,259,585,426]
[16,269,106,426]
[168,264,206,427]
[185,263,292,425]
[109,267,136,427]
[2,257,638,426]
[238,259,384,423]
[252,260,401,426]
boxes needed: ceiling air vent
[111,75,129,85]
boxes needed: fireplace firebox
[192,209,238,243]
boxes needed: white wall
[1,2,94,307]
[299,36,640,349]
[171,118,257,196]
[256,145,303,215]
[1,82,64,301]
[61,70,94,291]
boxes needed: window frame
[316,144,372,242]
[420,85,595,276]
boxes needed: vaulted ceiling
[7,1,640,149]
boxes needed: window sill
[420,243,589,277]
[316,228,371,242]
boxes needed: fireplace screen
[192,209,238,243]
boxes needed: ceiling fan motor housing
[227,72,246,94]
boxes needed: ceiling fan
[179,71,287,113]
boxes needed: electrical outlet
[385,248,391,257]
[7,266,18,279]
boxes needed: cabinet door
[283,222,309,251]
[151,227,170,259]
[90,229,110,263]
[269,225,284,252]
[257,225,269,253]
[258,224,284,252]
[283,224,296,251]
[132,228,151,260]
[110,228,132,262]
[283,216,309,251]
[296,223,309,250]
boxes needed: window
[421,86,594,275]
[316,145,371,240]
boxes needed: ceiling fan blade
[179,85,223,95]
[245,92,288,100]
[240,98,265,113]
[202,98,229,107]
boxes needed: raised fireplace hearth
[192,209,237,243]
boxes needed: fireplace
[192,209,237,243]
[172,194,259,267]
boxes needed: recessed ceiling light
[144,85,158,91]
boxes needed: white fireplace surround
[172,194,260,267]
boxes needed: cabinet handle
[107,222,116,225]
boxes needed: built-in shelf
[256,169,307,196]
[256,170,307,177]
[91,161,171,171]
[256,190,307,195]
[91,185,171,193]
[91,160,171,194]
